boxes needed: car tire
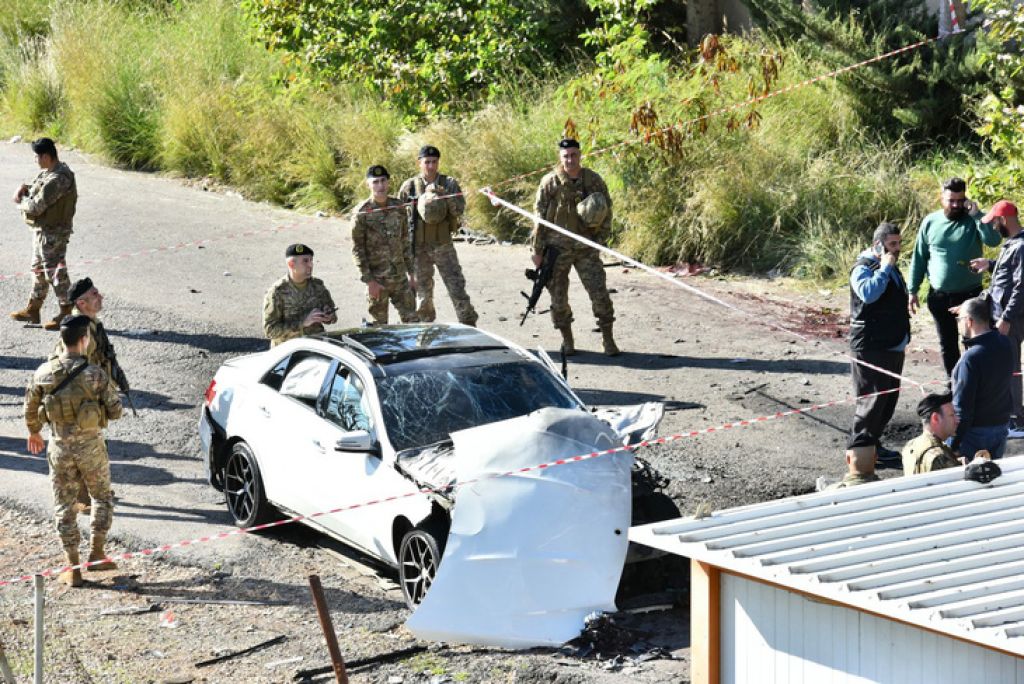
[224,441,276,528]
[398,526,445,609]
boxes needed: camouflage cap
[285,243,313,257]
[417,145,441,159]
[69,277,94,303]
[366,165,390,179]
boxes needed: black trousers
[927,285,982,378]
[851,349,905,445]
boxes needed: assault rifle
[98,330,137,417]
[407,186,418,260]
[520,245,560,326]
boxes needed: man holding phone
[908,177,1001,378]
[848,222,911,467]
[262,243,337,347]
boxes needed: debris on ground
[562,613,679,671]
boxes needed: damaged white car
[199,324,672,647]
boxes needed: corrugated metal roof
[629,455,1024,657]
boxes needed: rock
[387,677,405,684]
[9,135,22,144]
[315,211,327,218]
[223,271,231,277]
[701,476,713,484]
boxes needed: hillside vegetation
[0,0,1019,280]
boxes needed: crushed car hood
[405,407,633,648]
[397,402,663,494]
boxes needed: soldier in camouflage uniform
[352,165,418,325]
[398,146,478,325]
[24,315,123,587]
[10,138,78,331]
[902,393,963,474]
[263,244,337,347]
[52,278,120,514]
[533,138,619,356]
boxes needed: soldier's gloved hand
[367,280,384,299]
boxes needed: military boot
[9,298,43,324]
[86,535,117,571]
[59,548,83,587]
[42,303,74,331]
[600,324,620,357]
[558,326,576,356]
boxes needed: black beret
[60,314,91,331]
[69,278,94,303]
[846,430,876,449]
[366,165,390,179]
[917,393,953,420]
[558,138,581,150]
[418,145,441,159]
[285,243,313,257]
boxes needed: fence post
[33,574,44,684]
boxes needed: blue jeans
[958,424,1008,461]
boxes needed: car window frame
[317,359,377,436]
[265,351,334,413]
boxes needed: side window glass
[261,355,291,391]
[322,366,372,432]
[279,355,331,409]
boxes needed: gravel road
[0,140,1015,682]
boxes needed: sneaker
[1008,425,1024,439]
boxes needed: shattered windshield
[377,360,581,451]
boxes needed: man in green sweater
[908,177,1001,378]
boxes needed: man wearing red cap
[970,200,1024,435]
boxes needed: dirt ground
[1,140,1020,682]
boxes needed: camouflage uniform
[532,166,614,330]
[398,174,478,325]
[262,276,337,347]
[825,472,881,491]
[901,431,961,474]
[20,162,77,306]
[352,197,418,324]
[24,353,123,553]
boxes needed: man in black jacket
[970,200,1024,435]
[848,222,911,465]
[952,296,1013,460]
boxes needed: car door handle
[312,439,325,453]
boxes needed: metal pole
[0,637,16,684]
[307,574,348,684]
[34,574,44,684]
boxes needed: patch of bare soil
[0,504,690,683]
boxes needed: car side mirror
[335,429,380,456]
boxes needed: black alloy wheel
[398,527,443,608]
[224,442,275,528]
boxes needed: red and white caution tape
[0,378,948,588]
[481,187,929,391]
[0,217,322,282]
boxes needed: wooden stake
[307,574,348,684]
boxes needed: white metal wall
[721,575,1024,684]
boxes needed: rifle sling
[49,361,89,398]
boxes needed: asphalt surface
[1,139,1014,581]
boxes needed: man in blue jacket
[952,296,1013,460]
[849,222,911,466]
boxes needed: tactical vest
[39,359,106,430]
[412,175,459,248]
[848,257,910,352]
[25,164,77,231]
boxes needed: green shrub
[2,36,63,135]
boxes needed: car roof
[311,324,512,365]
